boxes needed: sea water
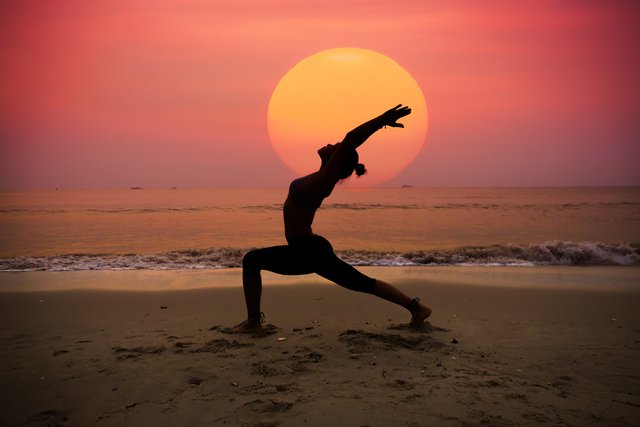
[0,187,638,271]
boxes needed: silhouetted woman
[233,105,432,333]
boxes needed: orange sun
[267,48,428,186]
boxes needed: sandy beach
[1,266,639,426]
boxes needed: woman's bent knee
[242,250,260,274]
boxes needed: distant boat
[170,186,178,190]
[130,187,143,190]
[401,184,413,188]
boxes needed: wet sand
[1,267,639,426]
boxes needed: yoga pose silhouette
[233,105,432,333]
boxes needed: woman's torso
[283,175,327,242]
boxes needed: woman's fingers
[382,104,411,127]
[389,105,411,116]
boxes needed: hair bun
[355,163,367,177]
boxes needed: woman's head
[318,143,367,180]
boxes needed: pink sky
[1,0,639,189]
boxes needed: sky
[1,0,639,189]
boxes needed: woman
[233,105,432,333]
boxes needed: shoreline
[1,265,639,293]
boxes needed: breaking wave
[1,241,638,272]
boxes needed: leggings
[243,235,377,294]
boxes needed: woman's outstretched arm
[310,105,411,193]
[320,105,411,181]
[341,104,411,151]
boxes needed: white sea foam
[1,241,637,272]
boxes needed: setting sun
[267,48,428,186]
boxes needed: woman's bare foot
[410,302,432,329]
[230,319,263,334]
[231,312,264,334]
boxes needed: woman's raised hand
[381,104,411,128]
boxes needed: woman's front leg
[232,250,266,333]
[232,245,307,333]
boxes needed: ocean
[0,187,638,271]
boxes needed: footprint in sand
[190,338,254,354]
[242,398,293,413]
[234,381,297,396]
[28,409,69,425]
[250,350,325,377]
[211,324,281,338]
[339,329,446,353]
[387,321,450,333]
[111,345,166,360]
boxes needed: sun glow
[268,48,428,186]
